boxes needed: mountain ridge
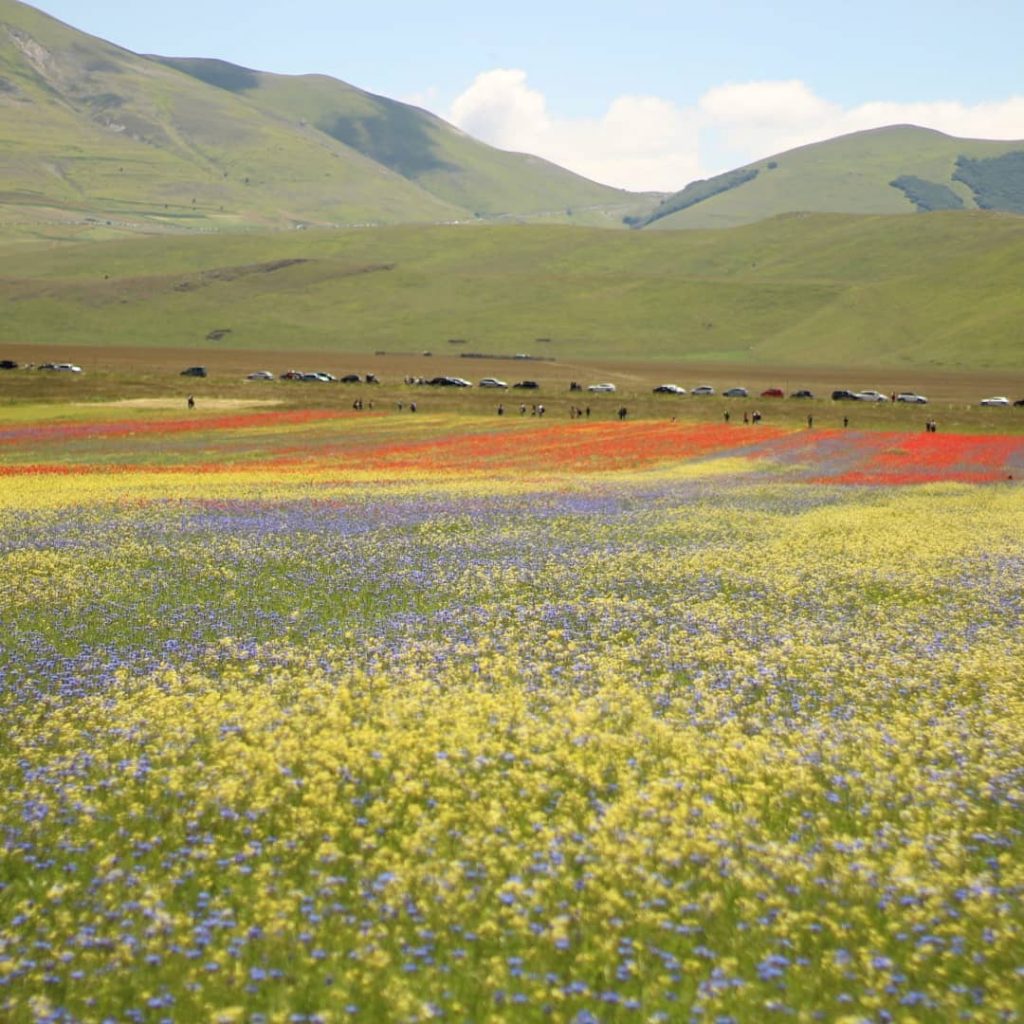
[636,125,1024,230]
[0,0,652,237]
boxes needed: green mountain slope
[3,212,1023,370]
[0,0,653,237]
[640,126,1024,230]
[152,57,645,225]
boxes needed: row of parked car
[1,360,82,372]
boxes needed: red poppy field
[1,410,1023,484]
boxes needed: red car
[760,388,784,398]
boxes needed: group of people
[723,410,763,424]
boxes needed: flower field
[2,409,1024,1023]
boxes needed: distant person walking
[187,394,195,410]
[843,416,849,428]
[497,403,504,416]
[618,406,627,421]
[723,410,730,423]
[807,414,813,429]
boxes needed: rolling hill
[0,0,648,238]
[3,211,1023,370]
[634,126,1024,230]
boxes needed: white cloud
[446,69,1024,193]
[448,69,702,192]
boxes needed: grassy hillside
[0,0,654,239]
[153,58,647,225]
[642,126,1024,230]
[3,212,1024,370]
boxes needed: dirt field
[3,342,1023,434]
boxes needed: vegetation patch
[626,167,759,227]
[952,151,1024,212]
[889,174,964,211]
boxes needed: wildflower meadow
[2,408,1023,1023]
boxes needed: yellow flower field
[2,411,1023,1022]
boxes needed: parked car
[0,359,18,370]
[980,396,1011,407]
[789,389,814,399]
[653,384,686,394]
[40,362,83,373]
[313,372,336,382]
[587,383,617,393]
[1015,399,1024,407]
[691,385,715,396]
[895,392,928,404]
[246,371,274,380]
[429,376,472,387]
[831,389,858,401]
[760,388,784,398]
[512,380,539,390]
[180,366,207,377]
[478,377,509,389]
[723,387,748,398]
[339,374,362,383]
[854,390,888,402]
[280,370,303,380]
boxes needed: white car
[895,392,928,404]
[587,382,617,393]
[246,370,275,381]
[478,378,508,388]
[980,396,1010,407]
[652,384,686,394]
[854,390,889,402]
[691,385,715,396]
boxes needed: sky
[30,0,1024,192]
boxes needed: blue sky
[31,0,1024,190]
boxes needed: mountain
[0,0,651,238]
[151,57,648,224]
[633,126,1024,230]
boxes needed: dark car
[181,366,207,377]
[831,389,858,401]
[428,376,471,387]
[789,389,814,399]
[512,380,539,389]
[1014,398,1024,407]
[0,359,18,370]
[760,388,784,398]
[339,374,362,383]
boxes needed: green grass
[3,212,1024,370]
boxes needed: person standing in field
[187,394,195,410]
